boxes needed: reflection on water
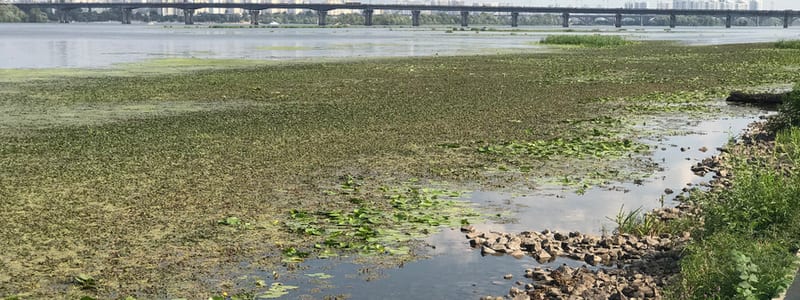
[0,23,798,69]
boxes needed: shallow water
[0,23,799,69]
[260,103,768,299]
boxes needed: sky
[520,0,799,9]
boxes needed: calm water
[0,23,799,68]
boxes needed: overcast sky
[521,0,798,9]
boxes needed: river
[0,23,794,299]
[0,23,799,69]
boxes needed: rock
[512,294,529,300]
[504,274,514,280]
[699,146,708,152]
[482,245,497,255]
[509,286,524,296]
[461,225,476,233]
[524,269,534,278]
[664,188,674,194]
[726,91,787,105]
[469,238,481,247]
[536,250,553,262]
[584,254,601,266]
[644,236,660,247]
[510,250,526,259]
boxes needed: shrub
[540,34,630,47]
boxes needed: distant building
[672,0,753,10]
[624,1,648,9]
[748,0,760,10]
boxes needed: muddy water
[266,103,768,299]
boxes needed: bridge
[10,2,800,28]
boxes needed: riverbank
[1,41,800,299]
[478,86,800,300]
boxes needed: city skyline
[519,0,796,9]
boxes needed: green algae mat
[1,41,800,299]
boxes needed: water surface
[1,23,799,69]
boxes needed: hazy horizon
[516,0,798,10]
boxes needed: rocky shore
[470,120,777,300]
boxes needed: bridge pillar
[317,10,327,26]
[249,10,260,25]
[183,8,194,25]
[784,10,791,28]
[412,10,420,26]
[511,12,518,27]
[614,13,622,28]
[363,9,373,26]
[725,14,732,28]
[460,11,468,27]
[669,14,676,28]
[561,12,569,28]
[121,8,132,24]
[57,8,69,23]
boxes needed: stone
[584,254,601,266]
[482,245,497,255]
[510,250,526,259]
[504,274,514,280]
[699,146,708,152]
[461,225,476,233]
[512,294,529,300]
[664,188,674,194]
[509,287,524,297]
[644,236,659,247]
[469,238,480,247]
[524,269,534,278]
[536,250,553,261]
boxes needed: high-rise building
[672,0,753,10]
[748,0,760,10]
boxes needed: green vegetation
[282,178,480,257]
[668,84,800,299]
[541,34,631,47]
[0,4,27,22]
[775,40,800,50]
[2,42,800,298]
[255,45,314,51]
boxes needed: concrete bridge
[11,2,800,28]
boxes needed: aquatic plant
[2,41,800,298]
[540,34,630,47]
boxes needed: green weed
[775,40,800,50]
[540,34,630,47]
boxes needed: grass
[2,42,800,298]
[775,40,800,50]
[667,84,800,300]
[540,34,631,47]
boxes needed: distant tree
[0,4,27,22]
[26,8,48,22]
